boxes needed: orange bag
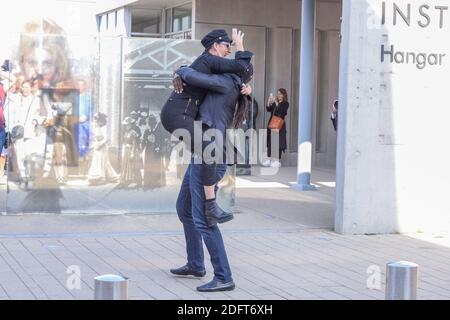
[268,115,284,131]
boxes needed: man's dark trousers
[176,160,233,283]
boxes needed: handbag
[10,96,34,143]
[10,125,24,143]
[268,115,285,131]
[267,102,285,130]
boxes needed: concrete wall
[195,0,341,30]
[195,0,342,167]
[313,30,340,168]
[336,0,450,234]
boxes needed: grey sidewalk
[0,167,449,300]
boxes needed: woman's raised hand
[232,28,245,51]
[241,84,252,95]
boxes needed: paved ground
[0,166,450,300]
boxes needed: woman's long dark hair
[232,94,251,129]
[233,63,254,128]
[278,88,288,102]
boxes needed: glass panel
[172,4,192,32]
[165,8,173,34]
[121,37,199,212]
[131,8,161,34]
[5,25,98,213]
[3,21,237,215]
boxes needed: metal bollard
[94,274,129,300]
[385,261,418,300]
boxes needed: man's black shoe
[197,279,235,292]
[170,265,206,277]
[205,200,234,227]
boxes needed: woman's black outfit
[266,101,289,160]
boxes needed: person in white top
[7,81,41,189]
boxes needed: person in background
[331,99,338,132]
[76,79,93,175]
[263,88,289,168]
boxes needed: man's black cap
[201,29,232,49]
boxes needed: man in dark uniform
[161,29,252,226]
[166,29,253,290]
[161,29,252,135]
[170,57,254,293]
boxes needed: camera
[1,60,11,72]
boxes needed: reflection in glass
[3,28,235,214]
[87,112,119,185]
[172,4,192,33]
[131,8,162,35]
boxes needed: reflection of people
[8,81,41,189]
[119,117,142,188]
[142,114,166,190]
[0,81,6,157]
[87,113,119,185]
[263,88,289,168]
[18,19,71,88]
[0,61,16,180]
[331,99,338,131]
[17,19,76,185]
[76,79,93,173]
[137,111,149,135]
[45,86,77,184]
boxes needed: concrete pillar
[293,0,316,191]
[115,7,132,37]
[334,0,349,234]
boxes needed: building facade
[96,0,342,169]
[96,0,450,234]
[2,0,449,235]
[336,0,450,234]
